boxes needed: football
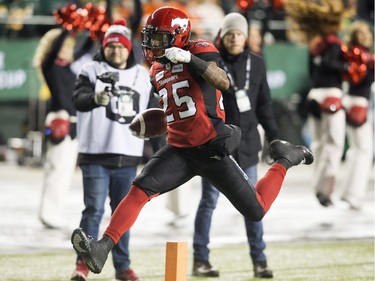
[129,108,167,139]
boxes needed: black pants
[134,144,265,221]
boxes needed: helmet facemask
[141,26,175,64]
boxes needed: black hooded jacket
[219,48,280,168]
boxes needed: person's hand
[312,56,322,66]
[94,90,111,106]
[165,47,191,63]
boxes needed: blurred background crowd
[0,0,373,166]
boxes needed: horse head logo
[171,17,189,32]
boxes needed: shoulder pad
[149,62,161,76]
[188,39,219,55]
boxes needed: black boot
[316,192,333,207]
[71,228,114,274]
[253,261,273,278]
[270,140,314,169]
[192,259,219,277]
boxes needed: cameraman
[70,20,164,281]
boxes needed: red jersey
[149,39,226,147]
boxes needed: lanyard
[221,53,251,91]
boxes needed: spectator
[70,7,313,277]
[110,0,144,63]
[188,0,225,40]
[247,20,264,55]
[284,0,348,207]
[70,20,164,281]
[33,28,92,229]
[192,13,279,279]
[341,20,374,210]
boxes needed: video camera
[97,72,119,94]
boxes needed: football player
[71,6,314,275]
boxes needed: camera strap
[221,54,252,112]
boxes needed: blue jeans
[193,165,267,264]
[79,164,136,272]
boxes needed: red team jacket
[149,39,226,148]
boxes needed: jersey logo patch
[159,74,178,86]
[155,71,164,82]
[194,41,210,48]
[172,64,183,73]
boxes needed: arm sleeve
[128,0,143,34]
[72,74,100,111]
[149,133,167,152]
[195,51,221,66]
[74,35,94,60]
[321,44,348,72]
[41,29,69,71]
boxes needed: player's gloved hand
[94,90,111,106]
[165,47,191,63]
[128,127,150,140]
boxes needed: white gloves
[165,47,191,63]
[94,90,111,106]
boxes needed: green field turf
[0,239,373,281]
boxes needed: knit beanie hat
[102,19,132,52]
[220,13,248,39]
